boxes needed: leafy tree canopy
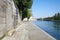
[14,0,33,20]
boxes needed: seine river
[34,20,60,40]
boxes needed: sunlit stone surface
[0,0,21,38]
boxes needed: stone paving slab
[2,22,56,40]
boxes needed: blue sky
[31,0,60,18]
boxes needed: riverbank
[2,22,56,40]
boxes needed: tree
[14,0,33,20]
[57,13,60,20]
[53,13,60,20]
[53,14,57,20]
[26,9,32,21]
[22,9,32,20]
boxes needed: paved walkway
[2,22,56,40]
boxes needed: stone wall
[0,0,21,37]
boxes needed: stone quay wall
[0,0,21,37]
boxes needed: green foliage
[22,9,32,20]
[53,13,60,20]
[43,17,53,21]
[14,0,33,11]
[22,9,27,20]
[37,18,43,20]
[14,0,19,5]
[26,9,32,20]
[22,0,33,8]
[14,0,33,20]
[43,13,60,21]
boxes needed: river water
[34,20,60,40]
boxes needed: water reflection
[34,21,60,40]
[53,21,60,30]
